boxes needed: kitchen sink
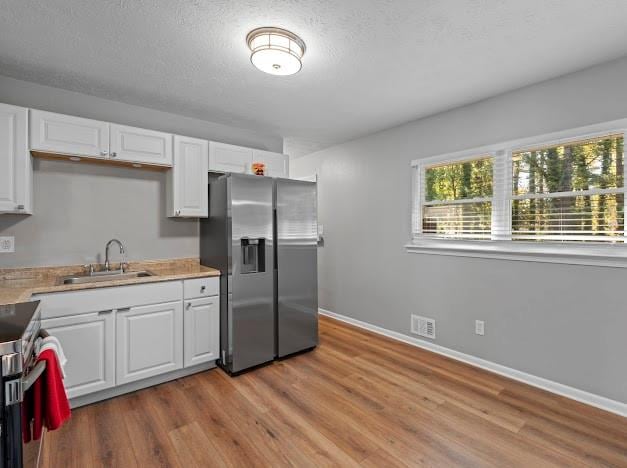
[60,270,154,285]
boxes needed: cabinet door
[116,301,183,385]
[168,135,208,217]
[0,104,31,213]
[183,296,219,368]
[209,142,252,174]
[30,110,109,158]
[41,311,115,399]
[110,124,173,166]
[252,149,289,178]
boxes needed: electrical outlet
[475,320,485,336]
[0,236,15,253]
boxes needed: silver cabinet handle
[175,209,181,216]
[15,204,24,210]
[100,151,108,156]
[98,310,113,315]
[110,152,117,158]
[186,302,191,309]
[200,285,206,293]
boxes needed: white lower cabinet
[184,296,220,367]
[116,301,183,385]
[35,279,219,403]
[41,311,115,399]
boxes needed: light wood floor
[41,316,627,467]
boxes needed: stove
[0,301,42,468]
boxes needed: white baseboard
[319,308,627,418]
[70,361,216,408]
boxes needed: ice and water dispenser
[240,237,265,274]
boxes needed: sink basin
[60,270,154,285]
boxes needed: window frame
[415,152,497,240]
[408,119,627,268]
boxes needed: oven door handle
[21,328,51,392]
[22,360,46,393]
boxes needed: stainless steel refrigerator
[200,173,318,374]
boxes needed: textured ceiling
[2,1,627,157]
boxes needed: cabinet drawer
[34,280,183,319]
[183,277,219,299]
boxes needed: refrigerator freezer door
[275,179,318,357]
[229,174,275,373]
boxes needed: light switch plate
[0,236,15,253]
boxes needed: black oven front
[0,302,43,468]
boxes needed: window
[410,123,627,265]
[512,134,624,242]
[421,156,493,239]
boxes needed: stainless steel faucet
[104,239,126,272]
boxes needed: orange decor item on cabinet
[251,162,266,176]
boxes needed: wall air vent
[411,314,436,339]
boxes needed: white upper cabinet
[167,135,208,217]
[29,111,173,166]
[209,142,289,177]
[209,141,252,174]
[0,104,32,214]
[30,109,109,158]
[252,149,289,178]
[109,124,173,166]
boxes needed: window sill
[405,238,627,268]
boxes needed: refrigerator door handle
[243,242,250,265]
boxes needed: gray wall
[292,56,627,403]
[0,75,283,268]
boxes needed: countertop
[0,258,220,305]
[0,301,40,353]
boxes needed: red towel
[31,367,44,441]
[23,349,71,441]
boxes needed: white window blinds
[412,131,626,244]
[511,134,624,243]
[418,155,494,240]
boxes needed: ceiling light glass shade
[247,27,306,76]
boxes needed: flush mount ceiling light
[246,27,306,76]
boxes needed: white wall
[292,56,627,404]
[0,76,283,267]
